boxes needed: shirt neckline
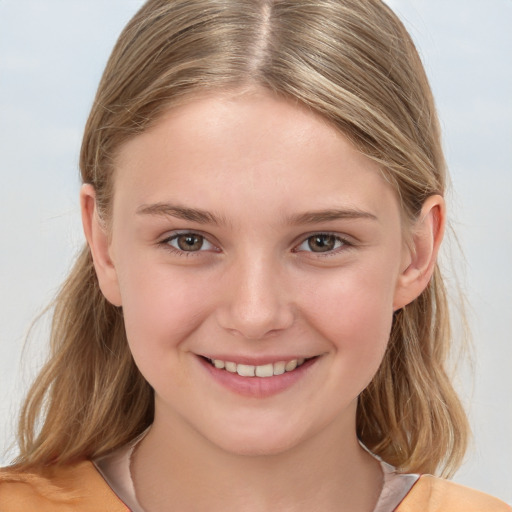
[93,433,419,512]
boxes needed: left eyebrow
[286,208,378,225]
[136,202,226,226]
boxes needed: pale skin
[82,89,445,512]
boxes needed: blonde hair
[15,0,469,475]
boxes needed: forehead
[112,90,400,226]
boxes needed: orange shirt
[1,461,510,512]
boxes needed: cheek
[115,258,214,369]
[297,261,397,377]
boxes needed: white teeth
[285,359,298,372]
[273,361,286,375]
[255,363,274,378]
[209,357,310,377]
[225,361,237,373]
[237,364,255,377]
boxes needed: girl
[0,0,510,510]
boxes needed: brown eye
[307,234,337,252]
[163,232,217,255]
[174,234,205,251]
[295,234,348,254]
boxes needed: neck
[132,405,382,512]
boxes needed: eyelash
[159,232,218,256]
[158,232,353,257]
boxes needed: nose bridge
[218,250,294,339]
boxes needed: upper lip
[198,354,320,366]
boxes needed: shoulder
[398,474,511,512]
[0,460,128,512]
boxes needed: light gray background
[0,0,510,503]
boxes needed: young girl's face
[87,90,422,456]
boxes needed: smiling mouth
[203,357,316,378]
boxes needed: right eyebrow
[136,202,226,226]
[286,208,378,225]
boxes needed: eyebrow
[286,208,378,225]
[137,202,377,226]
[136,203,226,225]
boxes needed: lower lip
[198,357,318,398]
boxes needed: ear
[80,184,122,307]
[393,195,445,310]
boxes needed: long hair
[15,0,469,476]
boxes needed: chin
[206,422,306,458]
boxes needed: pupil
[178,234,202,251]
[309,235,335,252]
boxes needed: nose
[216,255,295,340]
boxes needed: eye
[296,234,347,253]
[164,232,215,253]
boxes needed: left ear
[393,195,446,310]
